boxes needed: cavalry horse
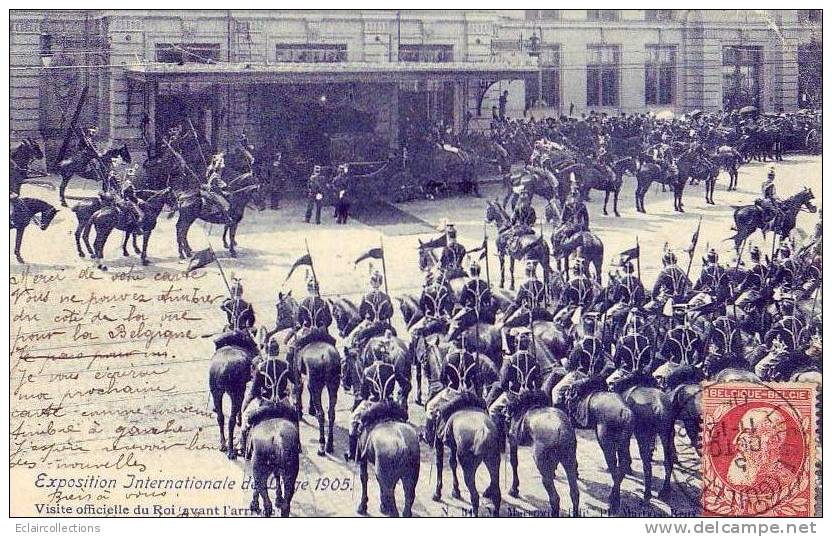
[329,297,414,403]
[273,292,340,456]
[57,144,132,207]
[548,223,605,283]
[729,187,817,253]
[10,197,59,264]
[422,348,502,517]
[571,156,639,217]
[208,331,259,460]
[246,403,301,517]
[484,199,552,290]
[75,187,173,268]
[677,151,720,206]
[10,139,44,195]
[635,161,686,213]
[174,172,265,259]
[355,402,421,517]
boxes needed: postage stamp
[701,382,818,517]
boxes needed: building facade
[10,9,822,163]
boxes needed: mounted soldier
[410,268,454,340]
[561,257,596,309]
[693,248,730,311]
[559,182,590,231]
[652,250,691,303]
[63,125,105,179]
[220,278,256,333]
[439,224,467,279]
[486,327,542,449]
[343,270,394,385]
[658,304,704,368]
[735,246,770,311]
[284,275,335,370]
[203,151,234,224]
[344,337,398,461]
[422,339,481,444]
[497,261,550,351]
[238,337,298,457]
[770,243,799,291]
[447,260,494,341]
[754,167,783,232]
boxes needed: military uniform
[660,322,704,367]
[411,277,454,339]
[502,266,549,330]
[221,296,256,332]
[652,262,691,301]
[345,274,394,375]
[305,166,325,224]
[447,269,493,342]
[486,331,541,445]
[285,282,333,371]
[440,241,467,278]
[561,269,595,308]
[344,360,397,460]
[239,353,296,457]
[423,344,480,443]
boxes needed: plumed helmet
[524,260,537,277]
[778,243,791,258]
[231,278,243,296]
[623,261,635,274]
[663,250,677,266]
[370,270,383,289]
[469,260,481,276]
[706,248,718,264]
[267,338,280,356]
[768,167,776,179]
[749,245,761,261]
[446,224,457,239]
[573,257,586,272]
[306,276,319,293]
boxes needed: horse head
[275,291,298,331]
[417,245,436,273]
[798,187,817,213]
[38,204,59,230]
[484,199,504,226]
[329,297,358,338]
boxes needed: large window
[525,46,561,108]
[587,10,619,22]
[798,41,822,107]
[645,45,676,105]
[525,10,562,21]
[587,45,620,107]
[722,45,763,110]
[645,10,674,21]
[274,43,347,63]
[798,10,822,23]
[399,44,454,63]
[156,43,221,64]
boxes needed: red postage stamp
[701,382,818,517]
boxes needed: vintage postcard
[8,7,822,520]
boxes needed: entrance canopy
[124,61,538,85]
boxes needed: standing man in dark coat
[305,165,325,224]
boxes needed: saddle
[662,364,704,391]
[214,330,258,356]
[435,390,487,442]
[506,389,552,447]
[767,353,820,382]
[294,327,337,350]
[247,400,300,430]
[357,400,409,461]
[608,371,659,395]
[560,375,607,429]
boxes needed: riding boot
[421,415,437,445]
[340,348,352,391]
[343,432,358,462]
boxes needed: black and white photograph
[7,6,824,522]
